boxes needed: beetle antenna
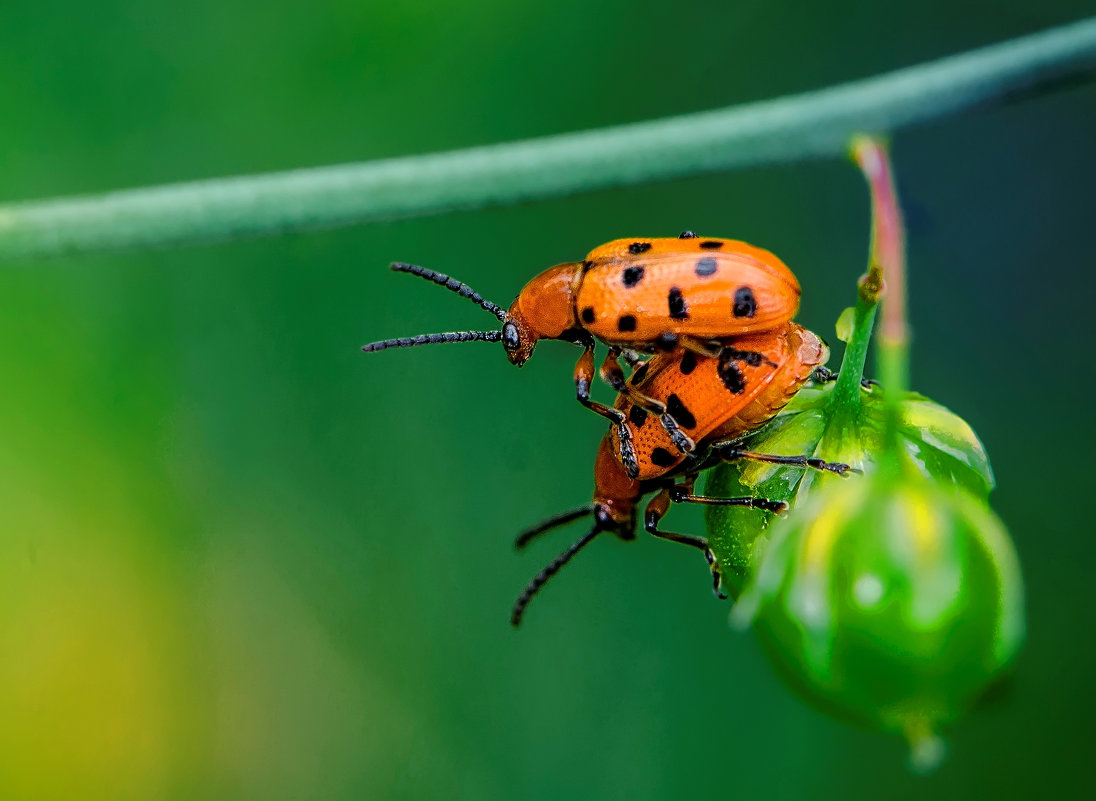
[511,524,603,627]
[391,262,508,321]
[514,505,594,550]
[362,330,502,352]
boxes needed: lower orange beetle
[510,323,854,626]
[362,233,802,458]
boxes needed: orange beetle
[500,233,800,364]
[564,235,800,349]
[610,323,830,479]
[510,323,852,626]
[362,232,801,441]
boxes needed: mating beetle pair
[363,233,851,624]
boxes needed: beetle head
[502,263,580,366]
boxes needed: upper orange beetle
[363,231,802,434]
[501,233,801,363]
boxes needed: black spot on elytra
[632,361,650,383]
[679,230,698,239]
[668,287,688,319]
[733,286,757,318]
[622,265,645,287]
[724,347,764,367]
[665,394,697,429]
[628,406,648,427]
[718,359,746,394]
[617,315,637,333]
[699,240,723,249]
[695,257,718,277]
[581,307,596,324]
[678,350,697,375]
[628,242,652,254]
[651,447,676,468]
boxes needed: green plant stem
[830,298,879,428]
[851,137,910,454]
[2,19,1096,262]
[854,138,910,396]
[829,137,907,443]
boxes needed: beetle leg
[644,480,726,599]
[575,346,640,478]
[599,345,647,374]
[606,369,671,416]
[597,348,696,455]
[811,366,878,390]
[645,479,788,598]
[598,348,642,395]
[619,349,646,370]
[657,412,696,454]
[711,445,857,476]
[598,349,696,454]
[659,336,772,366]
[598,349,666,411]
[575,345,625,423]
[668,483,788,514]
[677,335,722,358]
[598,347,628,390]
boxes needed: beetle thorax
[502,263,581,365]
[512,263,578,339]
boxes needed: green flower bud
[730,466,1025,769]
[704,380,994,596]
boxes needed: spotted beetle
[608,323,830,478]
[363,232,802,457]
[510,323,854,626]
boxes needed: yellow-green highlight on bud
[730,468,1025,769]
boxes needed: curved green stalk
[2,17,1096,261]
[824,138,908,453]
[850,136,910,453]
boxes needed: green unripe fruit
[731,466,1024,769]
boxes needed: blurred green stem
[850,137,910,453]
[827,137,907,444]
[852,138,910,399]
[2,18,1096,261]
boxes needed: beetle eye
[502,322,520,351]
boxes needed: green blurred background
[2,2,1094,799]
